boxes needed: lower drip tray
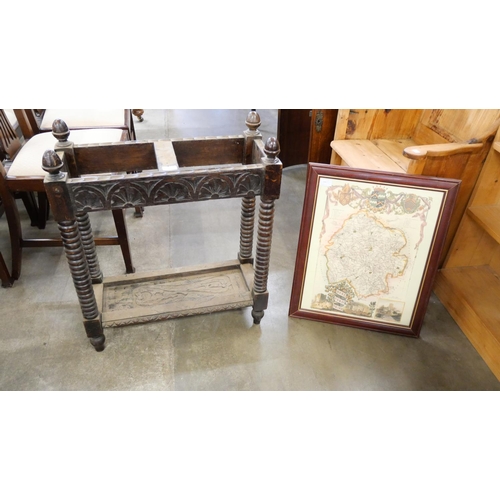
[95,260,254,327]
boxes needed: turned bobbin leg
[42,149,105,351]
[76,212,103,284]
[59,219,105,351]
[250,135,282,324]
[251,197,275,324]
[238,196,256,264]
[239,110,261,265]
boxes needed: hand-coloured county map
[325,211,408,298]
[300,176,445,327]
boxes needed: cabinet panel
[277,109,337,168]
[277,109,311,168]
[468,205,500,244]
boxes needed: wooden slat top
[372,139,415,171]
[330,139,406,174]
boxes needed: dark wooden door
[277,109,338,167]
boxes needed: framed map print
[289,163,460,337]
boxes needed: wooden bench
[330,109,500,264]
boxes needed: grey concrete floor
[0,109,499,390]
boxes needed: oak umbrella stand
[42,111,282,351]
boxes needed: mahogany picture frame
[289,163,461,338]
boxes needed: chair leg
[0,250,13,287]
[126,166,143,217]
[36,192,50,229]
[0,184,23,281]
[111,209,135,274]
[18,191,40,227]
[129,111,138,140]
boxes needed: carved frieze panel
[69,168,265,212]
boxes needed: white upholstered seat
[7,128,124,178]
[40,110,127,130]
[0,122,135,281]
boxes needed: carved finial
[52,119,71,144]
[264,137,280,161]
[246,110,261,132]
[42,149,64,178]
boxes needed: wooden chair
[330,109,500,264]
[15,109,144,218]
[14,109,137,140]
[0,109,46,227]
[3,110,21,136]
[42,111,282,351]
[0,118,135,283]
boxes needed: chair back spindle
[0,110,22,161]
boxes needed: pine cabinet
[434,133,500,380]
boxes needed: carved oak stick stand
[43,111,282,351]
